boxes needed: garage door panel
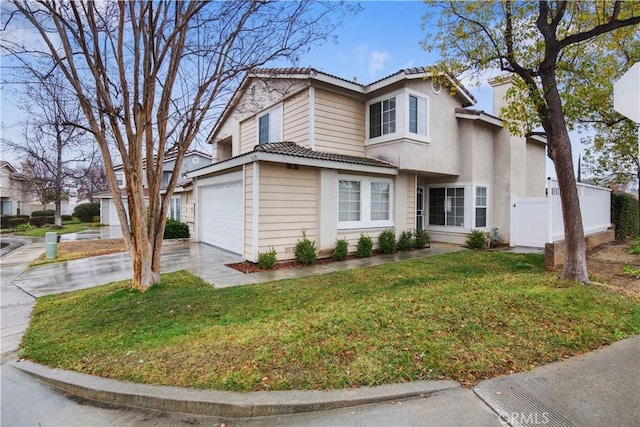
[199,180,243,254]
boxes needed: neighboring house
[0,161,32,216]
[98,150,212,233]
[186,67,546,262]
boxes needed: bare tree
[2,1,350,290]
[76,160,109,203]
[4,69,95,226]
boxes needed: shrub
[61,215,73,222]
[257,247,278,269]
[378,229,396,254]
[356,233,373,258]
[164,218,190,239]
[73,202,100,223]
[29,216,47,227]
[629,237,640,255]
[8,217,28,227]
[15,223,31,232]
[31,210,54,217]
[414,229,430,248]
[45,215,55,224]
[612,192,639,240]
[466,229,488,249]
[398,230,414,251]
[333,238,349,261]
[92,216,101,223]
[295,230,317,264]
[1,215,12,229]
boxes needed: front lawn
[30,238,126,266]
[20,251,640,391]
[15,222,99,237]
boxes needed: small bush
[8,217,28,227]
[164,218,190,239]
[356,233,373,258]
[629,238,640,255]
[333,238,349,261]
[61,215,73,222]
[92,216,101,223]
[45,215,55,224]
[378,229,396,254]
[257,247,278,269]
[73,202,100,223]
[15,223,31,232]
[414,229,430,248]
[29,216,47,227]
[31,210,54,217]
[295,230,317,264]
[398,230,414,251]
[612,192,639,240]
[466,229,488,249]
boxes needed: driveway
[12,242,246,297]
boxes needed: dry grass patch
[30,239,126,266]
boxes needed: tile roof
[253,141,397,169]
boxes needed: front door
[416,187,425,230]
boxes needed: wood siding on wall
[284,91,310,146]
[258,163,318,260]
[244,165,253,260]
[240,117,257,155]
[314,89,366,156]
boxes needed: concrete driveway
[12,241,246,297]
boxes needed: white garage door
[199,180,243,254]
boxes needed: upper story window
[115,171,125,188]
[367,90,429,143]
[369,96,396,138]
[258,105,283,144]
[409,95,427,136]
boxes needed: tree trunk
[541,71,590,283]
[54,201,62,227]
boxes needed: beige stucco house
[0,161,32,216]
[187,67,546,262]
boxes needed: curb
[11,359,459,418]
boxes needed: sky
[1,1,586,177]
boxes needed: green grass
[20,251,640,392]
[15,222,100,237]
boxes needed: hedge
[32,209,55,217]
[612,192,639,240]
[2,215,29,229]
[73,202,100,223]
[29,216,48,227]
[8,217,28,227]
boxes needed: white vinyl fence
[510,178,611,248]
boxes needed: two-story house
[0,161,32,216]
[99,150,212,233]
[187,67,546,262]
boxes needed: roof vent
[431,79,442,94]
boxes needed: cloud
[368,51,390,76]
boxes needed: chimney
[488,75,514,119]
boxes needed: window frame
[427,185,465,228]
[366,89,430,145]
[367,92,400,141]
[474,186,488,228]
[115,171,125,188]
[169,195,181,222]
[425,183,489,231]
[408,92,428,137]
[338,175,393,230]
[257,104,283,145]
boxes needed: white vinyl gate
[511,179,612,248]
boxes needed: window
[370,182,390,221]
[339,180,360,222]
[115,172,125,187]
[338,177,393,228]
[409,95,427,136]
[169,196,181,222]
[428,187,464,227]
[258,105,283,144]
[16,200,21,215]
[475,187,487,228]
[369,97,396,138]
[162,171,172,187]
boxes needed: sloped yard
[20,251,640,392]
